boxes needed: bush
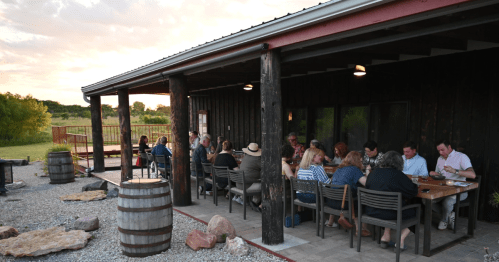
[42,144,79,175]
[0,131,52,147]
[140,114,170,124]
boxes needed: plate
[430,175,445,180]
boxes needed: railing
[66,133,90,170]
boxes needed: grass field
[0,142,52,161]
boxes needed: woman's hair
[338,151,363,170]
[139,135,147,145]
[379,150,403,171]
[334,142,349,159]
[299,148,321,169]
[222,140,233,151]
[282,145,294,158]
[155,137,162,146]
[215,142,223,154]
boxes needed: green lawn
[0,142,53,161]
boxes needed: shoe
[206,191,213,196]
[438,221,448,230]
[448,212,455,230]
[356,229,372,237]
[198,186,204,195]
[325,222,338,228]
[235,196,244,205]
[393,244,408,252]
[381,241,396,249]
[249,201,261,213]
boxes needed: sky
[0,0,321,110]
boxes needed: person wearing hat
[238,143,262,212]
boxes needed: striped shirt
[296,165,330,193]
[435,150,472,181]
[402,153,428,177]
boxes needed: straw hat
[242,143,262,156]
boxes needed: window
[339,106,369,152]
[284,108,307,145]
[197,110,208,138]
[314,107,335,157]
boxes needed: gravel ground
[0,162,285,262]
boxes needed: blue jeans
[429,193,468,222]
[297,193,316,203]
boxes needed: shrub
[140,114,170,124]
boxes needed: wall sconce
[243,83,253,91]
[354,65,366,76]
[288,112,292,121]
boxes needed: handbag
[135,155,142,167]
[337,185,355,229]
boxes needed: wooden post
[169,74,192,206]
[90,96,105,173]
[118,88,133,182]
[260,48,283,245]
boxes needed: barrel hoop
[120,181,169,189]
[122,249,166,258]
[118,203,172,212]
[120,238,171,248]
[118,191,170,199]
[118,225,172,236]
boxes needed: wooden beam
[170,74,192,207]
[260,49,283,245]
[90,96,105,173]
[118,88,133,182]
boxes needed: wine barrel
[118,179,173,257]
[47,151,75,184]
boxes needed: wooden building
[82,0,499,244]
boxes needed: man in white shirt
[402,141,428,177]
[429,139,475,230]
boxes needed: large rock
[206,215,236,243]
[106,188,119,198]
[73,216,99,231]
[185,229,217,251]
[224,237,249,256]
[5,180,26,190]
[60,190,106,201]
[82,181,107,192]
[0,226,19,240]
[0,227,91,257]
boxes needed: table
[413,176,479,256]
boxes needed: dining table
[410,175,479,257]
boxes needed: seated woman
[332,142,348,165]
[282,145,295,180]
[213,140,239,190]
[239,143,262,211]
[326,151,370,236]
[310,140,332,164]
[365,151,418,250]
[296,148,330,203]
[138,135,150,153]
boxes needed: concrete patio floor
[92,164,498,262]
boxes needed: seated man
[288,132,305,159]
[190,131,200,150]
[151,136,172,178]
[402,141,428,177]
[191,135,213,193]
[429,139,475,230]
[362,140,384,174]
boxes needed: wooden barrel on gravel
[118,178,173,257]
[47,151,75,184]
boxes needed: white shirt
[435,150,472,181]
[402,153,428,177]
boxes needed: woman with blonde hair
[295,148,330,203]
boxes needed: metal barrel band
[120,238,171,249]
[120,181,169,189]
[117,203,172,212]
[118,191,170,199]
[118,225,173,236]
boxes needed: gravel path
[0,162,285,262]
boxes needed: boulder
[224,237,249,256]
[185,229,216,251]
[73,216,99,231]
[0,227,91,257]
[60,190,106,201]
[206,215,236,243]
[5,180,26,190]
[0,226,19,240]
[106,188,119,198]
[82,181,107,192]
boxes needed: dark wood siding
[188,47,499,221]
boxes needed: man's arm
[443,166,476,179]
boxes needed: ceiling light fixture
[354,65,366,76]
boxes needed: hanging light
[354,65,366,76]
[243,83,253,91]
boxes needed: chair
[201,163,214,202]
[290,177,320,236]
[228,170,261,220]
[454,175,481,232]
[357,187,420,262]
[212,166,230,206]
[154,155,169,179]
[319,182,355,246]
[191,161,206,200]
[147,153,155,177]
[139,152,150,178]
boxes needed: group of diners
[285,133,476,251]
[138,135,172,178]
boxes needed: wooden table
[412,176,479,256]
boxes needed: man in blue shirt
[402,141,428,177]
[191,135,212,192]
[151,136,172,177]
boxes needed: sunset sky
[0,0,320,109]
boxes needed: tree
[0,92,52,141]
[61,112,69,120]
[156,104,171,116]
[131,101,145,116]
